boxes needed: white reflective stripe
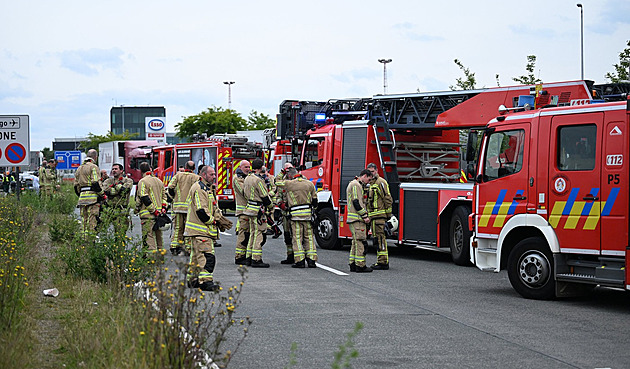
[601,250,626,256]
[559,248,600,255]
[290,205,311,210]
[475,233,499,239]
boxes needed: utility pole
[577,3,584,80]
[378,59,392,95]
[223,81,235,109]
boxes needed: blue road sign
[55,151,82,170]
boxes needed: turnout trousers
[234,214,250,260]
[188,236,215,284]
[291,220,317,263]
[348,222,367,267]
[246,214,266,261]
[141,217,163,254]
[80,203,100,236]
[371,218,388,265]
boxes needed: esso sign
[148,119,165,131]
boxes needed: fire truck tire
[314,208,341,250]
[449,206,472,266]
[507,237,555,300]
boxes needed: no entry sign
[0,115,30,167]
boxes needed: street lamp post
[577,3,584,80]
[223,81,235,110]
[378,59,392,95]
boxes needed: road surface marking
[315,263,349,276]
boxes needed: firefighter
[347,169,373,273]
[100,169,109,183]
[184,165,220,292]
[366,163,393,270]
[42,159,59,198]
[280,167,318,268]
[135,162,167,256]
[102,163,134,235]
[243,158,273,268]
[167,160,199,255]
[38,160,48,196]
[274,162,295,264]
[74,149,105,235]
[233,160,251,264]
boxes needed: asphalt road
[132,214,630,369]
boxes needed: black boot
[250,259,270,268]
[245,257,252,266]
[235,256,247,265]
[281,254,294,264]
[349,263,356,272]
[292,259,306,268]
[371,263,389,270]
[306,258,317,268]
[355,265,373,273]
[187,279,200,288]
[199,281,220,292]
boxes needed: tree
[41,147,54,160]
[245,110,276,130]
[80,131,139,151]
[175,107,247,139]
[605,40,630,82]
[449,59,477,90]
[512,55,541,85]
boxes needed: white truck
[98,140,158,183]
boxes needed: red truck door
[600,117,627,257]
[475,123,531,237]
[547,113,603,255]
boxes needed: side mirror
[465,131,478,162]
[466,163,476,181]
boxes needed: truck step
[556,273,625,287]
[476,248,497,254]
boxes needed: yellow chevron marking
[584,202,602,230]
[548,201,565,228]
[478,202,496,228]
[492,203,512,227]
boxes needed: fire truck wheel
[507,237,555,300]
[449,206,472,266]
[314,208,341,250]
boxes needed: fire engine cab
[277,81,595,265]
[469,82,630,299]
[152,134,264,209]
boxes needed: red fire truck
[152,135,264,209]
[466,82,630,299]
[277,81,596,265]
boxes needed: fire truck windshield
[301,138,325,169]
[483,129,525,181]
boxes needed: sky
[1,0,629,151]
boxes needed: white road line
[219,231,231,236]
[316,263,349,276]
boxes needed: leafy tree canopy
[449,59,477,90]
[512,55,541,85]
[605,40,630,83]
[80,131,139,151]
[175,107,276,139]
[41,147,54,160]
[245,110,276,130]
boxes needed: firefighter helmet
[384,215,399,236]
